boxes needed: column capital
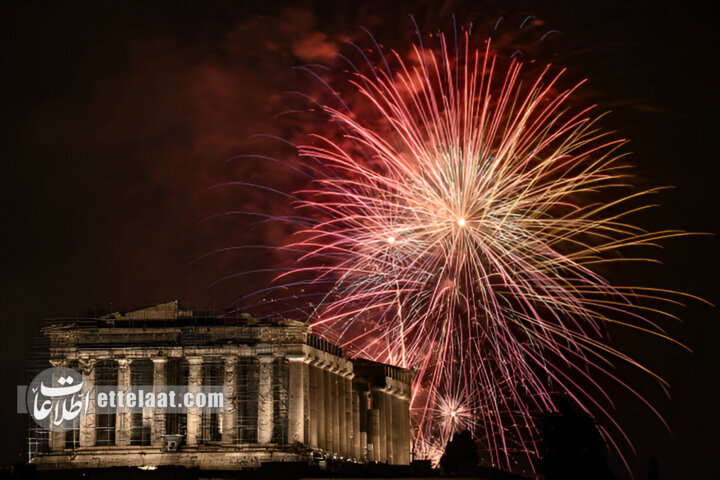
[151,356,168,364]
[78,357,97,375]
[116,358,132,369]
[257,356,275,444]
[186,355,203,365]
[49,358,67,368]
[286,353,309,363]
[309,356,326,367]
[287,355,306,444]
[258,354,275,364]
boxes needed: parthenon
[28,302,413,470]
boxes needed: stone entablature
[28,302,413,470]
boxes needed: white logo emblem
[26,367,91,431]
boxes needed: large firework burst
[257,26,694,471]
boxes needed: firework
[259,27,693,471]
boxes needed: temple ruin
[27,302,413,470]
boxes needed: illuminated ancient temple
[28,302,413,470]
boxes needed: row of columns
[47,353,411,466]
[49,353,308,451]
[306,359,357,459]
[367,387,411,464]
[305,359,411,464]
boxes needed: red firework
[256,27,698,472]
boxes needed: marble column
[150,357,167,446]
[332,368,341,456]
[372,390,386,462]
[398,394,410,464]
[360,391,370,460]
[316,362,326,449]
[287,354,307,444]
[385,391,394,464]
[323,367,334,454]
[222,355,237,444]
[368,407,381,462]
[308,361,319,448]
[48,358,67,452]
[337,371,347,456]
[257,355,274,444]
[115,358,132,446]
[351,389,361,459]
[186,356,203,446]
[405,396,411,464]
[78,358,96,447]
[303,356,310,444]
[391,393,402,464]
[344,373,353,458]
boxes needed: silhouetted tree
[440,429,479,475]
[537,397,618,480]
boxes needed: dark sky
[1,1,718,478]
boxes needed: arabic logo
[26,367,91,431]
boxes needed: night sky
[1,1,718,478]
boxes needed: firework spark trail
[262,28,696,471]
